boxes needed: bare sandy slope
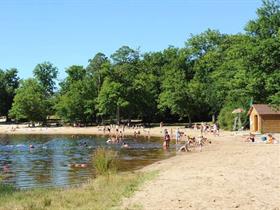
[121,135,280,210]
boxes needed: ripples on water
[0,135,174,189]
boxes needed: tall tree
[33,62,58,96]
[56,65,97,123]
[0,68,19,119]
[60,65,86,93]
[86,53,110,93]
[9,79,48,124]
[245,0,280,39]
[96,78,129,123]
[111,46,139,64]
[158,47,195,124]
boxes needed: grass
[0,171,158,210]
[0,183,16,195]
[93,147,118,176]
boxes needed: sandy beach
[0,124,163,137]
[121,133,280,210]
[0,124,279,210]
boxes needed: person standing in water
[163,129,171,149]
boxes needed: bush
[218,103,247,130]
[0,183,16,195]
[93,148,118,176]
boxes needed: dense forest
[0,0,279,130]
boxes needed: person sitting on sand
[246,133,255,143]
[267,134,275,144]
[178,139,191,152]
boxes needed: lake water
[0,135,174,189]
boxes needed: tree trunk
[212,114,216,123]
[188,115,192,128]
[116,106,120,125]
[5,116,11,123]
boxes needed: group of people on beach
[193,122,219,136]
[99,123,150,139]
[162,127,210,152]
[246,133,278,144]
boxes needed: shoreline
[0,124,210,139]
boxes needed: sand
[0,124,279,210]
[0,124,162,137]
[121,133,280,210]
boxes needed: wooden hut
[248,104,280,133]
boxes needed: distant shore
[0,124,211,138]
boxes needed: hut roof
[248,104,280,115]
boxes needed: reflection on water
[0,135,174,189]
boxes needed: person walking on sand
[213,123,219,136]
[200,123,204,135]
[175,128,180,144]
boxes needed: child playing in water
[163,130,171,149]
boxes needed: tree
[158,47,196,124]
[9,79,48,124]
[56,79,97,123]
[96,78,129,123]
[0,68,19,119]
[111,46,139,64]
[60,65,86,93]
[245,0,280,39]
[33,62,58,96]
[56,65,97,124]
[86,53,110,93]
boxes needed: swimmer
[3,164,10,173]
[80,164,88,168]
[29,144,35,149]
[79,141,88,147]
[70,163,88,168]
[106,138,113,144]
[121,142,129,148]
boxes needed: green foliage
[158,47,195,121]
[86,53,110,93]
[245,0,280,38]
[9,79,49,123]
[217,105,237,130]
[60,65,86,93]
[0,68,19,117]
[111,46,139,64]
[56,79,97,123]
[33,62,58,96]
[93,148,118,176]
[0,183,16,196]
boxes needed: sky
[0,0,262,81]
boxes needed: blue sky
[0,0,262,81]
